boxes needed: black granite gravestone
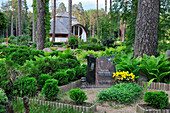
[86,55,96,84]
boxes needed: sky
[0,0,111,12]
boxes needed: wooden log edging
[137,81,170,91]
[136,104,170,113]
[59,79,81,94]
[16,97,96,113]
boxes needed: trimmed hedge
[78,44,105,51]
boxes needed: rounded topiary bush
[68,36,78,46]
[69,88,87,104]
[38,74,52,89]
[144,91,169,109]
[97,83,143,104]
[0,88,8,113]
[66,69,76,81]
[52,72,68,86]
[14,77,37,97]
[42,79,60,101]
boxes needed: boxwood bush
[97,83,143,104]
[42,79,60,101]
[69,88,87,104]
[144,91,169,109]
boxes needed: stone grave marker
[96,57,116,86]
[86,55,96,84]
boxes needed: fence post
[6,101,15,113]
[23,96,30,113]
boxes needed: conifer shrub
[74,65,87,79]
[14,77,37,97]
[0,88,8,113]
[66,69,76,81]
[69,88,87,104]
[38,74,52,89]
[42,79,60,101]
[144,91,169,109]
[52,72,68,86]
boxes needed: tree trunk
[52,0,56,42]
[105,0,107,17]
[32,6,36,43]
[97,0,99,39]
[16,17,18,36]
[11,8,14,36]
[110,0,112,11]
[18,0,22,36]
[68,0,72,38]
[36,0,46,50]
[134,0,160,58]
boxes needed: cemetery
[0,0,170,113]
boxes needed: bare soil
[82,88,170,113]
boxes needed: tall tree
[32,0,36,42]
[134,0,160,57]
[18,0,22,36]
[68,0,72,38]
[97,0,99,38]
[0,11,7,32]
[56,2,66,13]
[52,0,56,42]
[36,0,46,50]
[105,0,107,17]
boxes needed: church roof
[49,12,82,34]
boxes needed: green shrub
[38,74,52,89]
[139,53,170,82]
[144,91,169,109]
[68,36,78,46]
[97,83,143,104]
[31,43,37,48]
[91,38,98,43]
[0,88,8,113]
[69,88,87,104]
[75,65,87,79]
[66,69,76,81]
[113,52,142,76]
[42,79,60,101]
[14,77,37,97]
[78,44,105,51]
[7,49,30,66]
[19,60,40,79]
[52,72,68,86]
[0,59,10,91]
[64,59,80,69]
